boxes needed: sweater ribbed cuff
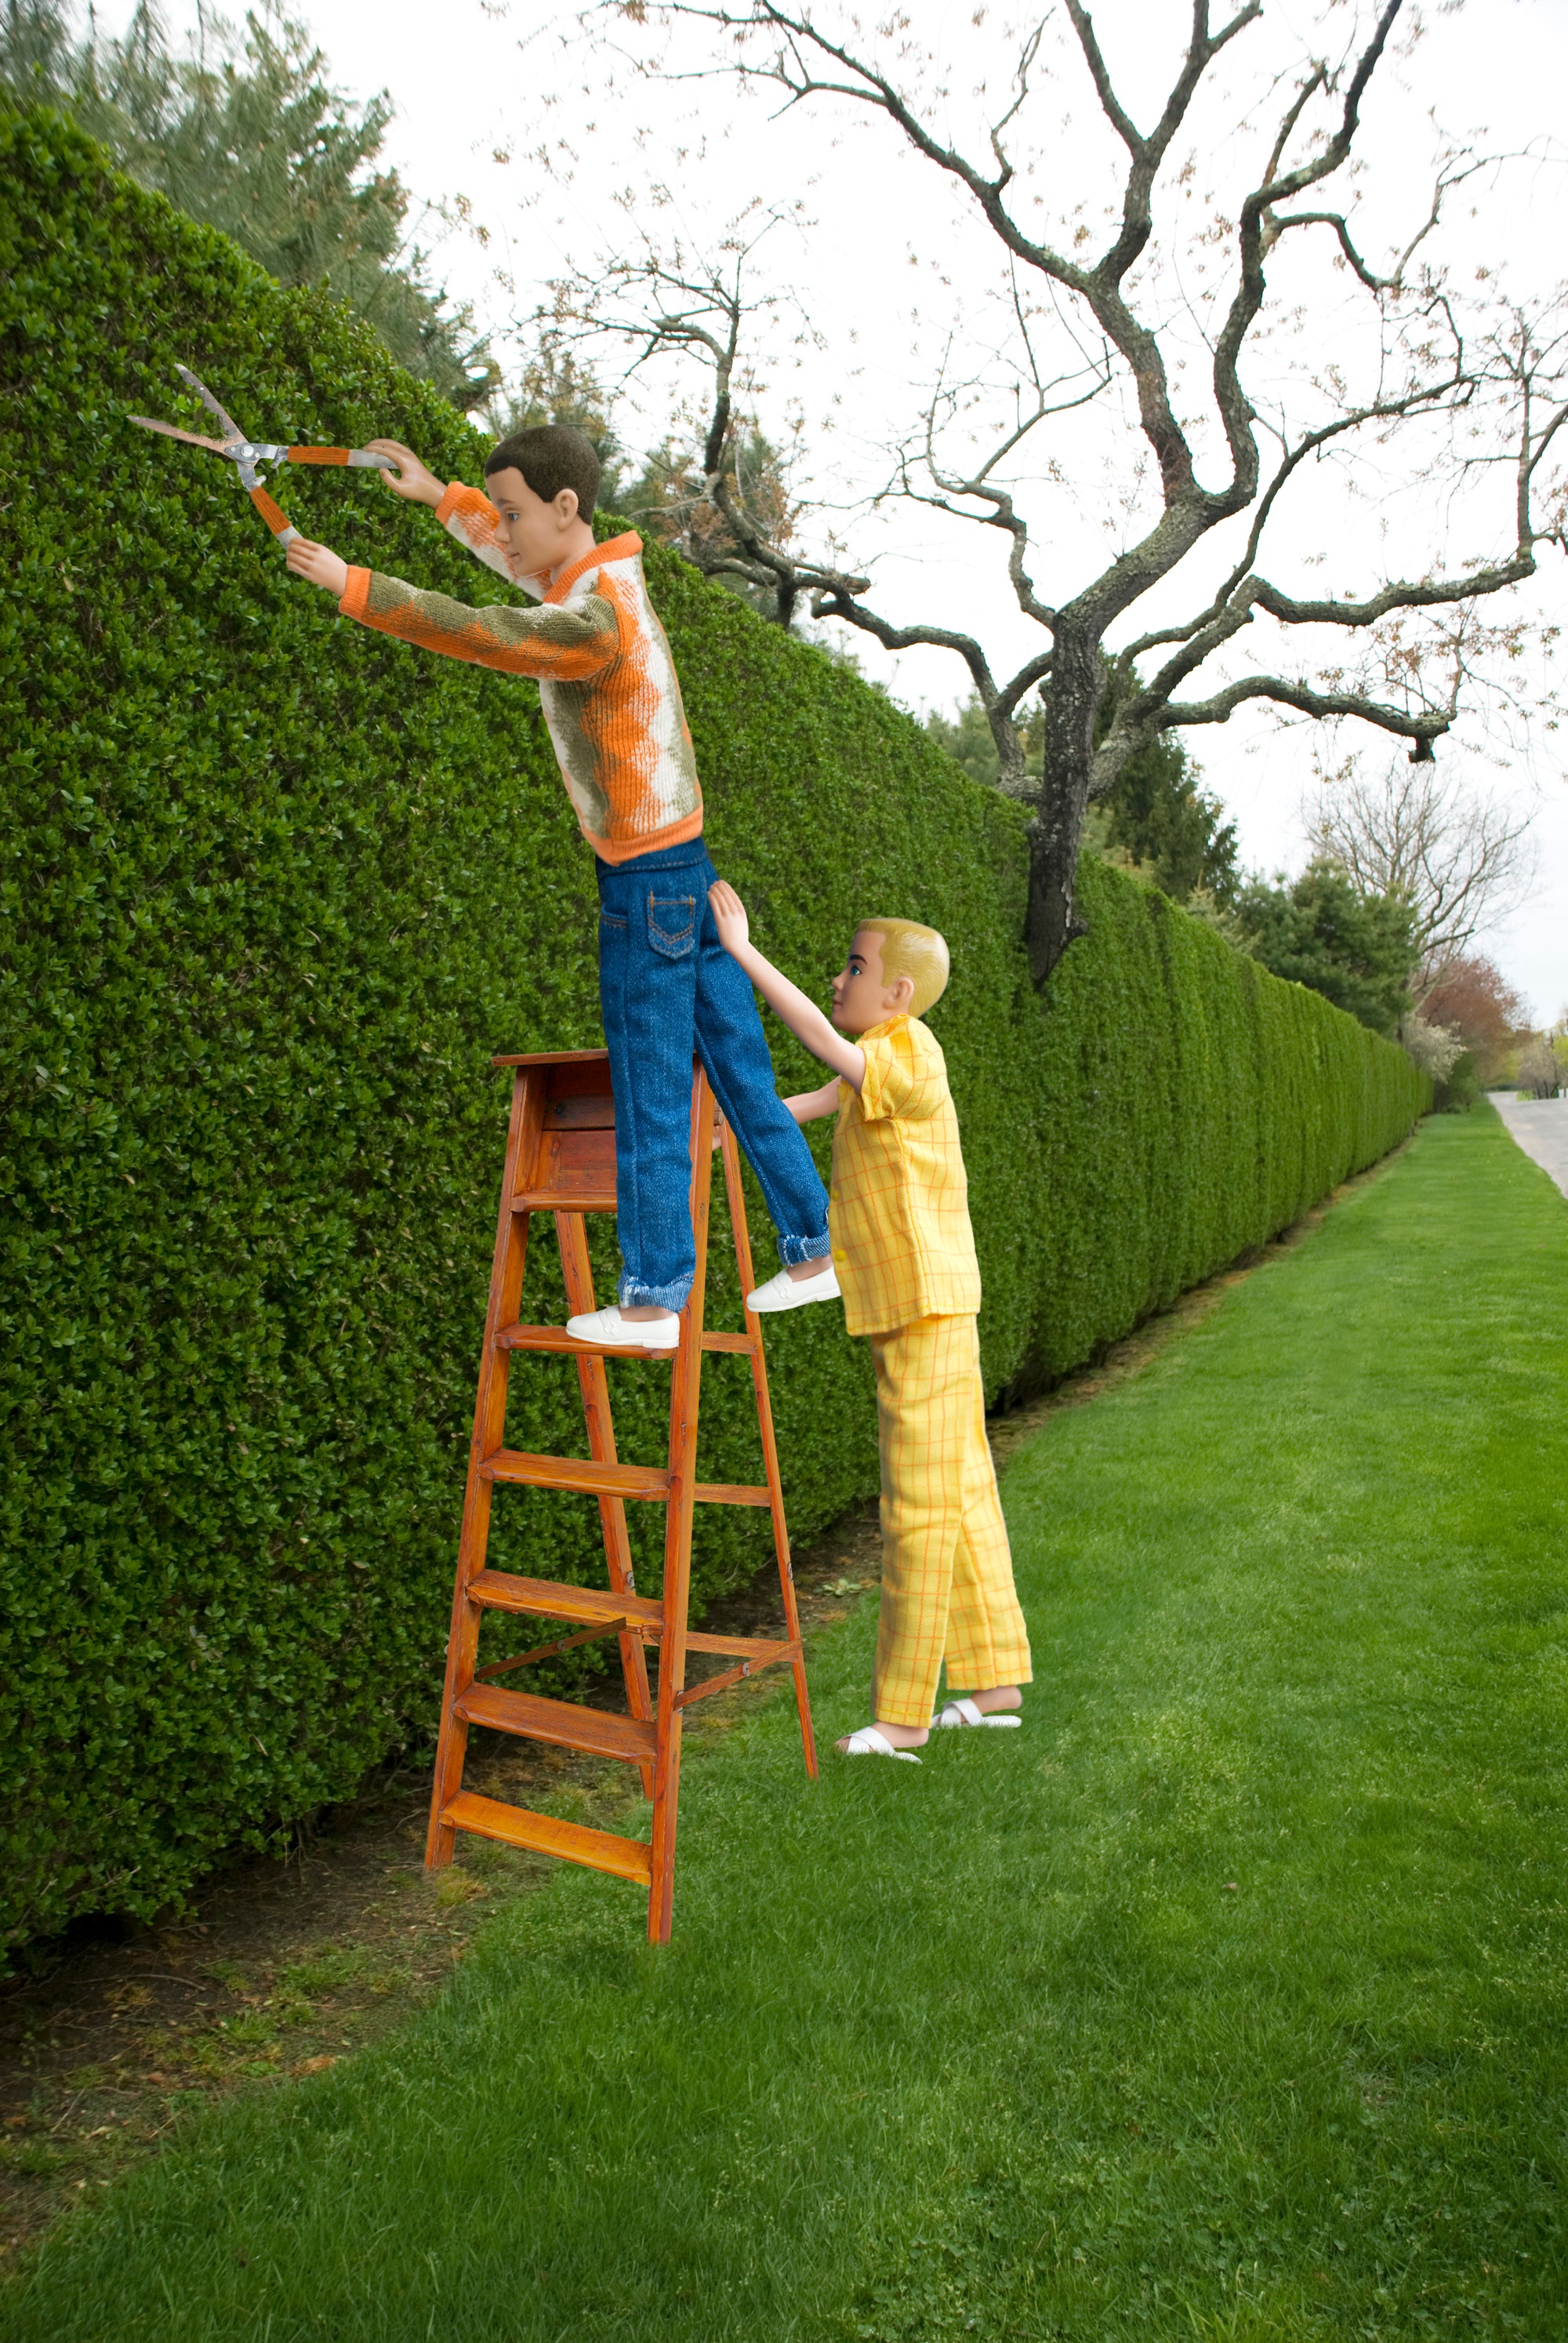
[337,566,372,622]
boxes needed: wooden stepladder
[426,1048,818,1942]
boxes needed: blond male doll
[707,881,1032,1760]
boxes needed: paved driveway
[1488,1091,1568,1199]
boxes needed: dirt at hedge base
[0,1179,1374,2262]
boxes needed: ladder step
[495,1323,757,1360]
[480,1452,764,1509]
[512,1188,615,1215]
[467,1580,793,1661]
[453,1680,658,1764]
[442,1791,652,1887]
[498,1322,675,1360]
[481,1448,670,1500]
[470,1568,664,1633]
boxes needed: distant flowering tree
[1421,954,1529,1084]
[1515,1037,1562,1099]
[1399,1014,1464,1086]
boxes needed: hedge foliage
[0,108,1428,1952]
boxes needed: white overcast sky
[118,0,1568,1019]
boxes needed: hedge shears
[130,365,396,550]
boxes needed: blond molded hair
[859,918,950,1017]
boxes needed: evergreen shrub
[0,108,1428,1950]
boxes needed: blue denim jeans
[596,839,832,1309]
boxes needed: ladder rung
[442,1792,652,1886]
[453,1681,657,1764]
[512,1188,616,1215]
[467,1585,795,1662]
[469,1568,664,1633]
[496,1322,677,1360]
[499,1331,674,1368]
[692,1480,772,1508]
[685,1631,799,1661]
[480,1449,671,1501]
[495,1324,756,1360]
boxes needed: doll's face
[485,466,584,578]
[831,928,915,1033]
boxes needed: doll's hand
[707,879,750,957]
[365,439,445,507]
[285,536,350,597]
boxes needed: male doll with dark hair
[284,423,837,1344]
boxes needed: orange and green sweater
[336,483,703,863]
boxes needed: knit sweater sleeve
[336,567,620,681]
[433,481,546,595]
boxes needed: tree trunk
[1024,629,1101,984]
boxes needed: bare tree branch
[564,0,1568,979]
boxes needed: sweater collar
[544,531,644,605]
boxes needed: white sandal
[933,1698,1022,1730]
[840,1726,921,1763]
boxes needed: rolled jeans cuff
[779,1227,833,1267]
[618,1270,692,1312]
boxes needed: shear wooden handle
[249,483,299,547]
[285,446,394,468]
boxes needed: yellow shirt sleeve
[856,1021,946,1123]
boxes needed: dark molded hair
[484,424,601,518]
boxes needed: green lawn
[6,1105,1566,2341]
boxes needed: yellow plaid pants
[868,1313,1033,1728]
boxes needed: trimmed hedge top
[0,105,1427,1952]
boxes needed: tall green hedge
[0,108,1427,1952]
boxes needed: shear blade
[129,415,234,456]
[175,364,245,446]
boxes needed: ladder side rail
[426,1065,546,1865]
[555,1207,657,1800]
[719,1122,819,1781]
[648,1067,714,1943]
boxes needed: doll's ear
[884,972,917,1013]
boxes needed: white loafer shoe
[565,1306,681,1349]
[746,1263,841,1313]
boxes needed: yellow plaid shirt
[829,1015,982,1337]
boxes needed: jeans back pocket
[647,892,696,959]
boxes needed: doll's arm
[332,567,618,680]
[364,443,525,589]
[785,1079,841,1123]
[433,482,530,587]
[286,538,349,595]
[365,441,445,507]
[708,882,866,1090]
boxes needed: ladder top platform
[492,1048,612,1070]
